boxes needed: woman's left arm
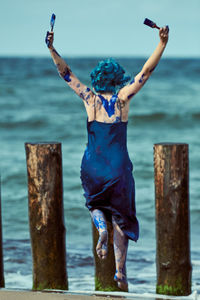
[118,26,169,101]
[46,32,95,105]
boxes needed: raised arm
[45,31,95,105]
[118,26,169,101]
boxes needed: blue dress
[80,97,139,242]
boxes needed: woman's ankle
[114,270,127,283]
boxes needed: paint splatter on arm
[118,70,150,101]
[118,36,168,102]
[50,47,95,104]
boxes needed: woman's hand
[45,31,54,49]
[159,26,169,45]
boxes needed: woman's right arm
[118,26,169,101]
[45,31,95,105]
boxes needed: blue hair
[90,58,131,94]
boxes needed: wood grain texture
[25,142,68,290]
[0,178,5,287]
[154,143,191,296]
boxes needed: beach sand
[0,290,132,300]
[0,290,197,300]
[0,290,118,300]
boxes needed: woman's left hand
[159,26,169,45]
[45,31,54,49]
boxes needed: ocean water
[0,57,200,294]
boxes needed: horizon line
[0,54,200,59]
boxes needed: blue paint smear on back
[98,94,118,117]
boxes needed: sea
[0,57,199,294]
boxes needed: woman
[46,25,169,291]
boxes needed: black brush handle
[144,18,160,30]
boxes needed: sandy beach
[0,289,198,300]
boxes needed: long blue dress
[80,97,139,242]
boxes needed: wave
[0,119,48,129]
[129,112,200,125]
[129,112,167,122]
[192,112,200,120]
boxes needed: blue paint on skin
[98,94,118,117]
[112,217,128,285]
[62,67,71,82]
[114,116,121,123]
[93,217,100,229]
[92,211,107,231]
[79,92,85,99]
[139,73,145,83]
[127,93,135,100]
[150,65,157,73]
[86,87,90,92]
[129,79,135,84]
[52,49,61,57]
[76,83,80,88]
[85,95,91,104]
[79,92,90,105]
[63,72,71,82]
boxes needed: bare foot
[114,272,128,292]
[96,230,108,259]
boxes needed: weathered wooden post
[25,142,68,291]
[0,177,5,287]
[154,143,192,296]
[92,217,122,291]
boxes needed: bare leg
[112,216,129,292]
[90,209,108,260]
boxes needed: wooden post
[25,142,68,291]
[154,143,192,296]
[0,177,5,287]
[92,217,122,291]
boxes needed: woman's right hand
[159,26,169,45]
[45,31,54,49]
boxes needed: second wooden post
[0,177,5,287]
[25,142,68,291]
[154,143,191,296]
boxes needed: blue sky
[1,0,200,57]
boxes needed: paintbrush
[46,14,56,48]
[144,18,160,30]
[50,13,56,32]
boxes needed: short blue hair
[90,58,131,94]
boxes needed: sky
[1,0,200,57]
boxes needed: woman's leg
[112,216,129,291]
[90,209,108,260]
